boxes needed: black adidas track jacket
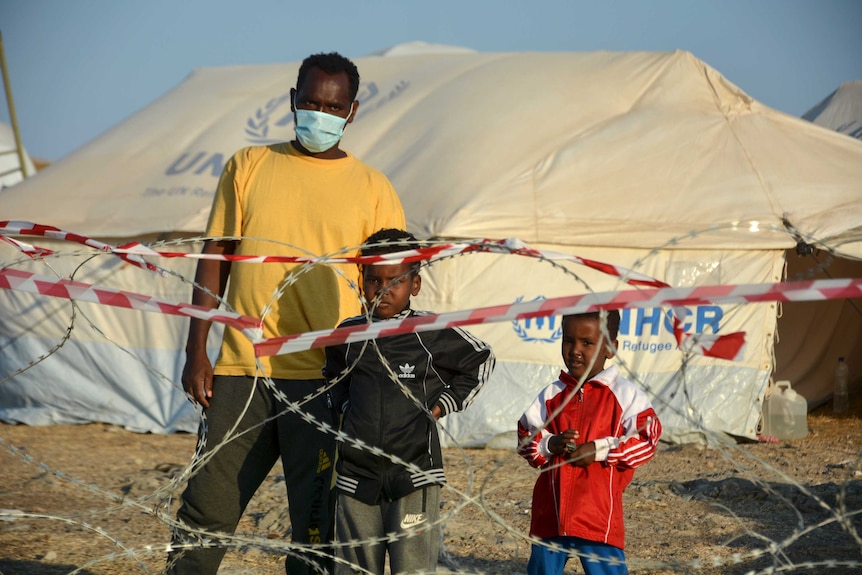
[323,308,495,505]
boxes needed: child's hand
[567,442,597,467]
[548,429,579,455]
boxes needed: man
[168,52,406,575]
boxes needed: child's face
[362,262,420,319]
[561,316,616,381]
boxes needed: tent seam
[698,58,782,219]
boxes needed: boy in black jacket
[323,228,495,575]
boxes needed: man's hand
[182,347,214,407]
[180,239,236,409]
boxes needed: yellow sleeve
[375,177,406,232]
[205,150,245,238]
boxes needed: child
[517,311,661,575]
[323,228,495,575]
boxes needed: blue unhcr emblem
[245,92,293,144]
[511,296,562,343]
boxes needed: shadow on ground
[0,559,99,575]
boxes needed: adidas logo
[398,363,416,379]
[317,449,331,473]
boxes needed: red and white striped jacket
[517,366,661,549]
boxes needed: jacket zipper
[560,385,586,535]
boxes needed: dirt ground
[1,401,861,575]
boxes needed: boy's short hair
[296,52,361,101]
[361,228,421,276]
[563,310,621,341]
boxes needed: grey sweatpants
[167,376,337,575]
[333,486,441,575]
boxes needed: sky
[1,0,861,162]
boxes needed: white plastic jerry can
[762,380,808,440]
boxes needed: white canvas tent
[2,44,861,445]
[773,80,862,410]
[803,80,862,141]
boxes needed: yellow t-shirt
[206,142,405,379]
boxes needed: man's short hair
[563,310,621,341]
[361,228,421,275]
[296,52,360,101]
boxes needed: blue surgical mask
[293,103,354,153]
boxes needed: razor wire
[1,221,861,575]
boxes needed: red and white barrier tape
[1,221,665,287]
[1,221,706,355]
[8,221,857,363]
[1,235,54,258]
[252,278,862,361]
[2,258,859,361]
[1,221,163,274]
[0,267,263,338]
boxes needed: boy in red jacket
[517,311,661,575]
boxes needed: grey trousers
[167,376,337,575]
[333,486,441,575]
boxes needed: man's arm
[181,239,236,407]
[323,338,351,414]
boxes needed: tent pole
[0,30,30,179]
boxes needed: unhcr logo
[244,80,411,145]
[244,92,293,144]
[511,296,562,343]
